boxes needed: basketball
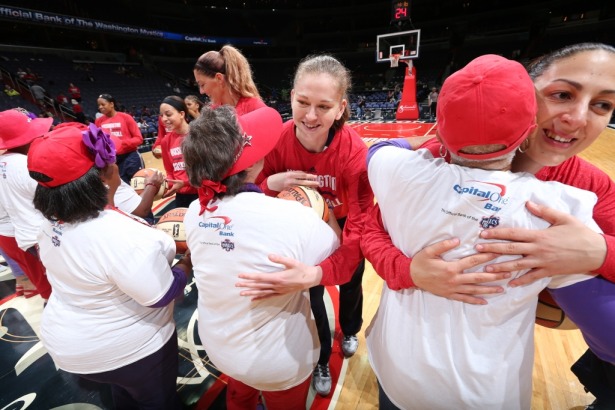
[535,289,577,330]
[277,185,329,222]
[130,168,167,200]
[156,207,188,254]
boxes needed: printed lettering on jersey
[199,215,234,236]
[453,180,509,212]
[199,215,232,230]
[323,196,343,209]
[170,147,182,156]
[173,162,185,171]
[221,238,235,252]
[101,122,123,138]
[50,221,64,246]
[200,241,220,247]
[285,168,337,191]
[0,162,6,179]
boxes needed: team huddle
[0,42,614,410]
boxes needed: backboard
[376,29,421,63]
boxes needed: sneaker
[342,334,359,357]
[312,363,331,396]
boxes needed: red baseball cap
[28,124,117,188]
[0,109,53,150]
[226,106,283,176]
[437,54,537,160]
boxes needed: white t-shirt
[38,210,177,374]
[0,152,44,249]
[367,147,599,410]
[0,203,15,237]
[114,180,142,214]
[185,191,339,391]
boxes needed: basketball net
[390,54,401,68]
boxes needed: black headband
[194,55,225,76]
[98,93,115,103]
[162,97,186,113]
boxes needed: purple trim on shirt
[238,183,263,194]
[550,276,615,364]
[148,265,188,308]
[366,138,412,165]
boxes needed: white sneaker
[312,363,331,396]
[342,334,359,357]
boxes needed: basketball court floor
[1,120,608,409]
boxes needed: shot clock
[391,0,411,23]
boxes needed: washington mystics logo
[221,239,235,252]
[480,216,500,229]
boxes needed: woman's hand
[151,146,163,159]
[236,254,323,300]
[144,169,165,188]
[162,179,184,198]
[266,171,320,192]
[477,201,606,286]
[411,238,508,305]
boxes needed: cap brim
[449,123,537,161]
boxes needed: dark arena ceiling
[0,0,612,64]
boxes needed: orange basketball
[535,289,577,330]
[277,186,329,222]
[156,207,188,254]
[130,168,168,200]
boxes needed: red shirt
[258,120,374,285]
[160,130,197,195]
[95,112,143,155]
[68,85,81,99]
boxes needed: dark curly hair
[31,167,108,223]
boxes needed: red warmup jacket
[160,130,197,195]
[95,112,143,155]
[257,120,374,286]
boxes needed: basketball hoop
[390,54,401,68]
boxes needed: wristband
[145,182,160,190]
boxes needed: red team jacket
[257,120,374,286]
